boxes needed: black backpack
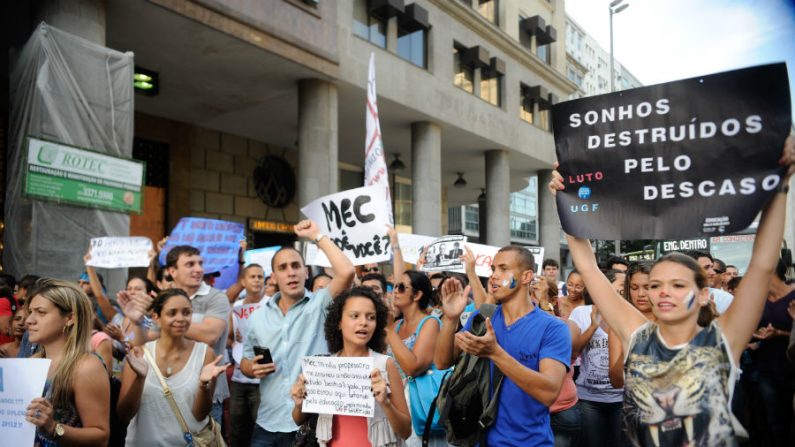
[428,304,504,447]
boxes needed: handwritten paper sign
[301,185,392,266]
[158,217,245,290]
[301,356,375,417]
[87,237,152,269]
[0,358,51,446]
[243,246,281,277]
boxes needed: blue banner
[159,217,245,290]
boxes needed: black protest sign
[300,185,392,265]
[551,63,791,240]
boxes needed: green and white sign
[24,137,145,213]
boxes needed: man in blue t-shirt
[435,245,572,446]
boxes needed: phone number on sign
[78,186,113,201]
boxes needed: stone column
[538,169,561,264]
[298,79,338,205]
[485,150,510,246]
[35,0,106,45]
[411,121,441,236]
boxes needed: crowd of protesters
[1,136,794,446]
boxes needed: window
[536,44,550,64]
[397,26,427,68]
[394,181,412,227]
[509,179,538,241]
[453,46,474,93]
[538,107,550,131]
[352,0,386,48]
[480,74,501,106]
[465,206,480,232]
[477,0,498,24]
[520,84,534,124]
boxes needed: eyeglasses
[363,267,380,273]
[395,283,411,293]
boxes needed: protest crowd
[2,112,795,447]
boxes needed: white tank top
[125,341,209,446]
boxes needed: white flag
[364,52,394,224]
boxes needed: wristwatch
[52,423,65,439]
[314,233,325,244]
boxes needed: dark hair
[567,269,581,280]
[402,270,434,309]
[18,274,41,292]
[361,273,387,292]
[435,274,468,307]
[681,250,713,263]
[726,265,737,271]
[713,258,726,273]
[0,273,17,290]
[242,264,265,275]
[497,246,536,272]
[156,266,170,283]
[542,258,559,269]
[152,288,190,316]
[165,245,201,269]
[310,273,332,291]
[127,275,158,295]
[324,287,388,354]
[605,255,629,270]
[727,276,743,293]
[775,258,788,281]
[270,247,304,271]
[624,261,652,302]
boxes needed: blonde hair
[27,278,93,410]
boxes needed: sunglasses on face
[363,267,380,273]
[395,283,411,293]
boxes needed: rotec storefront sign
[24,137,145,213]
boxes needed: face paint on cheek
[685,290,696,310]
[501,272,516,289]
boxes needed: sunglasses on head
[363,267,380,273]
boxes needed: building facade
[1,0,581,277]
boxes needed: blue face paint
[685,290,696,310]
[510,277,517,288]
[501,273,517,289]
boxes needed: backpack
[430,304,505,447]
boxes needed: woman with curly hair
[24,278,110,446]
[291,287,411,446]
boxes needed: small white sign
[420,235,468,273]
[0,358,52,447]
[87,237,152,269]
[243,246,281,277]
[301,356,375,417]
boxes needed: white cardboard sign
[243,246,281,277]
[0,358,51,446]
[87,237,152,269]
[301,356,375,417]
[301,185,392,266]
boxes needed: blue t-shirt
[463,305,571,446]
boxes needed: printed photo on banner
[420,235,468,273]
[244,246,281,277]
[301,356,375,418]
[158,217,245,290]
[550,63,791,240]
[0,358,51,447]
[300,185,392,266]
[87,237,152,269]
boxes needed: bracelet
[314,233,326,244]
[779,184,789,194]
[392,246,401,251]
[199,380,211,390]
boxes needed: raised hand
[156,236,168,253]
[371,369,391,405]
[200,355,231,383]
[294,219,320,241]
[547,162,564,196]
[440,279,470,320]
[461,245,476,276]
[104,323,124,341]
[290,374,307,406]
[779,135,795,177]
[118,290,144,324]
[126,346,149,377]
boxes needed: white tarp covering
[4,22,134,283]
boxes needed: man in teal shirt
[241,219,355,447]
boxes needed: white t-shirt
[569,305,623,403]
[232,298,264,384]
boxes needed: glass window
[520,85,534,124]
[537,44,550,64]
[397,27,427,68]
[480,75,501,106]
[465,206,480,232]
[352,0,386,48]
[509,179,538,241]
[477,0,498,24]
[453,46,474,93]
[538,108,550,131]
[395,182,412,227]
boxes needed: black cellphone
[253,346,273,365]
